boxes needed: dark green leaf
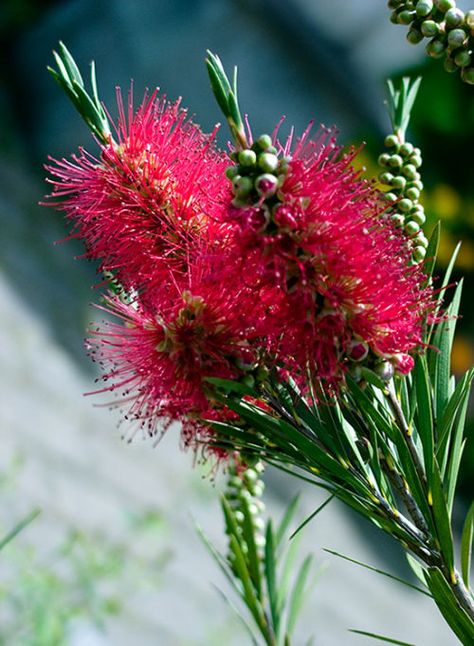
[349,629,415,645]
[287,555,314,634]
[239,495,263,599]
[264,521,280,637]
[324,548,431,597]
[275,495,300,549]
[430,461,454,575]
[461,501,474,590]
[426,567,474,644]
[413,355,434,485]
[0,508,40,551]
[289,496,334,541]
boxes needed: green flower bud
[413,246,427,262]
[407,28,424,44]
[384,192,398,202]
[388,0,403,8]
[389,10,400,24]
[375,361,395,382]
[238,149,257,166]
[461,67,474,84]
[392,175,406,190]
[421,20,439,37]
[447,28,467,48]
[391,214,405,227]
[384,134,399,148]
[405,220,421,236]
[402,164,417,179]
[388,154,403,168]
[411,210,426,225]
[410,156,422,169]
[417,234,429,247]
[466,10,474,29]
[444,56,458,72]
[379,171,395,184]
[434,0,455,11]
[410,180,424,191]
[445,7,464,28]
[233,175,253,196]
[455,50,471,67]
[416,0,434,17]
[426,38,446,58]
[399,142,414,157]
[225,165,239,180]
[399,198,413,212]
[258,152,279,173]
[378,153,391,166]
[406,186,420,201]
[256,134,273,151]
[399,9,416,24]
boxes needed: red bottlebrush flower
[45,88,231,295]
[86,265,259,443]
[221,125,434,384]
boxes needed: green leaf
[437,369,474,471]
[324,548,431,597]
[229,533,266,632]
[212,584,260,645]
[289,496,334,541]
[426,567,474,644]
[413,355,434,484]
[287,555,314,634]
[349,629,415,646]
[430,461,454,575]
[0,508,40,551]
[423,222,440,283]
[239,495,263,599]
[461,501,474,590]
[204,376,257,397]
[264,522,280,638]
[275,495,300,549]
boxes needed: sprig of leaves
[197,462,316,645]
[48,42,111,144]
[206,51,247,149]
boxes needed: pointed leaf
[461,501,474,590]
[0,509,40,551]
[287,555,314,634]
[349,629,415,645]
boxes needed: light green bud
[434,0,455,11]
[225,165,239,180]
[421,20,439,37]
[416,0,434,17]
[445,7,464,28]
[399,198,413,212]
[388,154,403,168]
[378,153,391,166]
[399,142,414,157]
[406,186,420,200]
[405,220,421,236]
[426,38,446,58]
[402,164,417,179]
[238,149,257,166]
[398,10,416,24]
[256,134,272,150]
[466,10,474,29]
[391,214,405,227]
[447,29,467,48]
[384,134,399,148]
[413,246,427,262]
[379,171,395,184]
[461,67,474,84]
[258,152,279,173]
[455,50,471,68]
[375,361,395,382]
[407,28,424,44]
[392,175,406,190]
[384,192,398,202]
[411,210,426,225]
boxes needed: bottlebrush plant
[44,43,473,644]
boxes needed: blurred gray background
[0,1,461,644]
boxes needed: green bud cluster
[379,134,428,263]
[224,460,266,570]
[226,134,290,207]
[387,1,474,83]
